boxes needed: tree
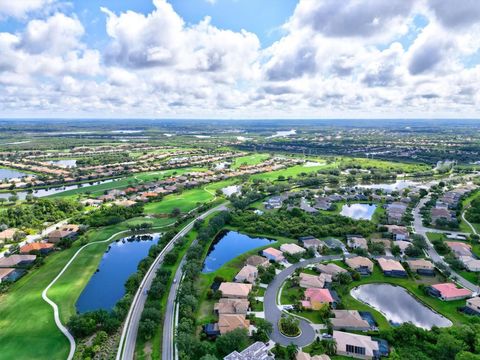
[215,328,249,357]
[252,318,273,342]
[139,319,156,340]
[172,207,181,217]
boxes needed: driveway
[264,255,345,347]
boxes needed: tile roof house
[316,263,348,277]
[302,288,334,310]
[217,314,250,335]
[19,242,54,255]
[214,298,249,315]
[280,243,306,255]
[299,236,324,250]
[429,283,472,301]
[246,255,270,268]
[331,310,371,331]
[345,256,374,275]
[296,351,331,360]
[333,330,381,360]
[0,268,16,283]
[262,247,285,262]
[385,225,409,241]
[0,228,18,243]
[0,254,36,268]
[446,242,473,257]
[299,272,332,289]
[377,258,407,277]
[234,265,258,284]
[460,256,480,272]
[218,282,252,299]
[347,236,368,250]
[224,341,275,360]
[48,224,80,244]
[407,259,435,276]
[466,297,480,314]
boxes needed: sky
[0,0,480,119]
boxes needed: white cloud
[0,0,54,19]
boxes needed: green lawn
[460,190,480,233]
[231,154,270,169]
[251,163,327,182]
[144,188,214,215]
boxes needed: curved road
[42,228,132,360]
[118,203,228,360]
[264,255,345,347]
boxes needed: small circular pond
[351,283,452,329]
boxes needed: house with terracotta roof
[346,256,374,275]
[20,242,54,255]
[333,330,382,360]
[407,259,435,276]
[214,298,249,315]
[302,288,334,310]
[234,265,258,284]
[280,243,306,255]
[262,247,285,262]
[245,255,269,268]
[0,228,18,243]
[48,224,80,244]
[377,258,407,277]
[217,314,250,335]
[296,351,331,360]
[331,310,371,331]
[218,282,252,299]
[428,283,472,301]
[299,272,332,289]
[446,242,473,257]
[0,268,17,283]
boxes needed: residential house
[0,254,36,268]
[460,256,480,272]
[466,297,480,314]
[296,352,331,360]
[333,330,382,360]
[316,263,348,278]
[446,242,473,257]
[346,257,374,275]
[19,242,54,255]
[331,310,371,331]
[299,236,324,250]
[0,268,16,283]
[280,243,306,255]
[377,258,407,277]
[302,288,334,310]
[428,283,472,301]
[386,202,407,224]
[347,236,368,250]
[299,272,332,289]
[0,228,18,243]
[217,314,250,335]
[262,247,285,262]
[431,208,455,224]
[224,342,275,360]
[214,298,249,315]
[407,259,435,276]
[218,282,252,299]
[395,240,411,255]
[385,225,409,241]
[234,265,258,284]
[245,255,269,269]
[48,224,80,244]
[314,198,333,211]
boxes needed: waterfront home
[299,236,324,250]
[302,288,334,310]
[459,256,480,272]
[314,198,333,211]
[316,263,348,277]
[218,282,252,299]
[377,258,407,277]
[347,236,368,250]
[407,259,435,276]
[0,268,16,283]
[217,314,250,335]
[234,265,258,284]
[280,243,306,255]
[346,257,374,275]
[19,242,54,255]
[299,272,332,289]
[384,225,409,241]
[214,298,249,315]
[333,330,382,360]
[386,202,407,224]
[428,283,472,301]
[262,247,285,262]
[0,228,18,243]
[466,297,480,314]
[296,351,331,360]
[48,224,80,244]
[0,254,36,267]
[331,310,371,331]
[245,255,269,269]
[224,341,275,360]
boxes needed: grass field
[231,154,270,169]
[251,163,327,182]
[459,190,480,233]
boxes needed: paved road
[161,203,228,360]
[413,197,478,292]
[264,255,346,347]
[117,203,228,360]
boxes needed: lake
[340,203,377,220]
[351,284,452,329]
[358,180,418,192]
[0,168,29,180]
[76,234,159,313]
[202,231,275,273]
[46,159,77,168]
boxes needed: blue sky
[0,0,479,119]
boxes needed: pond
[357,180,418,193]
[46,159,77,168]
[76,234,159,313]
[0,168,29,180]
[202,231,275,273]
[340,203,377,220]
[351,284,452,329]
[221,185,241,197]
